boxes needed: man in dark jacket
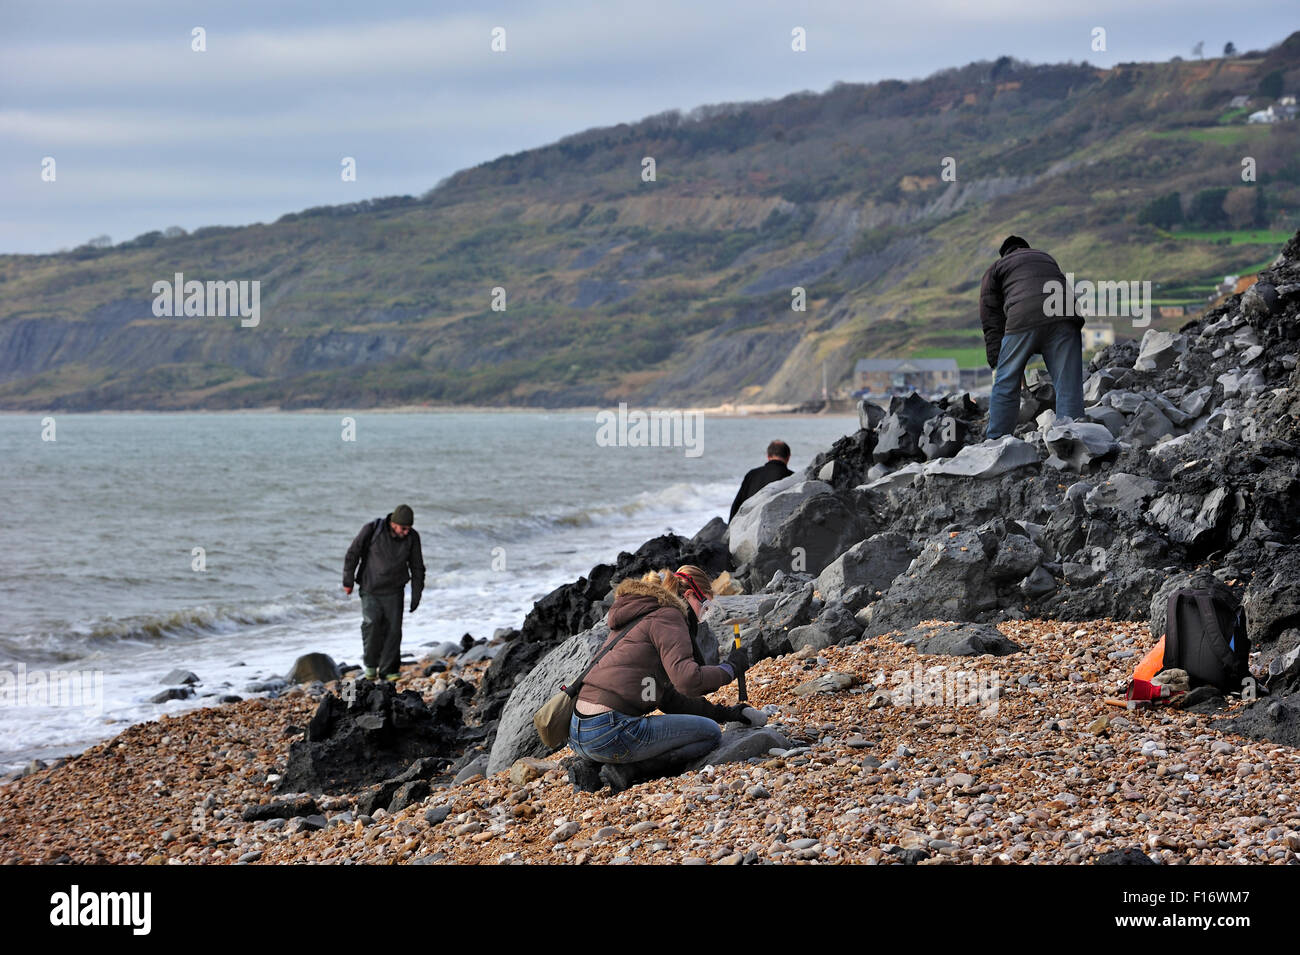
[979,235,1084,439]
[728,440,793,521]
[342,504,425,681]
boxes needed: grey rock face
[286,653,340,684]
[815,532,918,604]
[923,435,1040,479]
[1044,421,1119,472]
[728,479,831,567]
[486,624,610,774]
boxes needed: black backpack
[1163,588,1251,692]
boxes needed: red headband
[674,571,708,602]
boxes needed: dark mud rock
[286,653,339,684]
[806,428,879,489]
[1044,421,1119,472]
[1146,488,1230,551]
[276,679,467,795]
[686,726,793,771]
[1083,473,1157,516]
[920,415,969,460]
[729,479,831,566]
[161,669,200,686]
[1095,848,1157,865]
[762,583,818,642]
[873,393,942,465]
[988,534,1043,584]
[1134,329,1186,373]
[151,687,193,704]
[858,399,887,432]
[750,491,868,587]
[241,795,318,822]
[787,602,864,651]
[1211,694,1300,748]
[923,436,1040,480]
[860,530,1002,637]
[815,532,918,604]
[387,779,432,813]
[1243,547,1300,645]
[898,622,1022,657]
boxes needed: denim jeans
[568,709,721,765]
[987,321,1085,440]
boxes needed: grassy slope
[1,36,1299,409]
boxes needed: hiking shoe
[383,672,400,682]
[363,667,377,680]
[562,756,604,793]
[598,763,638,794]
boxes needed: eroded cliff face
[3,40,1297,410]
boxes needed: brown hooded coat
[577,577,734,718]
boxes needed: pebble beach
[3,617,1294,866]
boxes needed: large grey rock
[1147,488,1229,548]
[860,530,1000,637]
[1044,421,1119,472]
[161,669,200,686]
[861,461,925,492]
[1179,386,1212,419]
[686,726,793,771]
[815,532,918,603]
[988,534,1042,584]
[728,479,832,566]
[919,415,968,460]
[1121,401,1176,449]
[454,754,489,784]
[787,603,864,651]
[923,436,1040,479]
[750,491,868,586]
[486,623,610,774]
[1084,404,1127,437]
[873,393,943,465]
[1133,329,1186,373]
[286,653,340,684]
[1084,473,1158,516]
[459,642,501,664]
[858,399,886,432]
[700,594,777,660]
[1243,548,1300,645]
[898,622,1023,657]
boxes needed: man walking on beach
[728,440,793,521]
[342,504,425,681]
[979,235,1085,440]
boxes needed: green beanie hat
[391,504,414,526]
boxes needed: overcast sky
[1,0,1293,255]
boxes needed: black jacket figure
[729,459,793,522]
[978,244,1077,368]
[343,515,425,606]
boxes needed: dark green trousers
[360,590,404,677]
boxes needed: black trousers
[360,590,404,676]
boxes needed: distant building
[854,358,959,395]
[1248,106,1278,124]
[1158,306,1186,320]
[1229,95,1251,109]
[1281,95,1297,106]
[1082,321,1115,351]
[959,367,992,391]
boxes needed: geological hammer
[723,617,750,704]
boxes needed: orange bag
[1133,635,1166,682]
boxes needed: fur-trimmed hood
[607,576,688,629]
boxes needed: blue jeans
[568,709,721,765]
[987,322,1084,440]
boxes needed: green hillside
[2,34,1299,410]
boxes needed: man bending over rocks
[980,235,1085,439]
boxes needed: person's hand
[725,645,749,676]
[343,585,353,595]
[728,704,768,727]
[410,596,420,613]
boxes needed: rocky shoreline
[2,230,1299,865]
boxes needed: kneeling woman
[567,564,756,793]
